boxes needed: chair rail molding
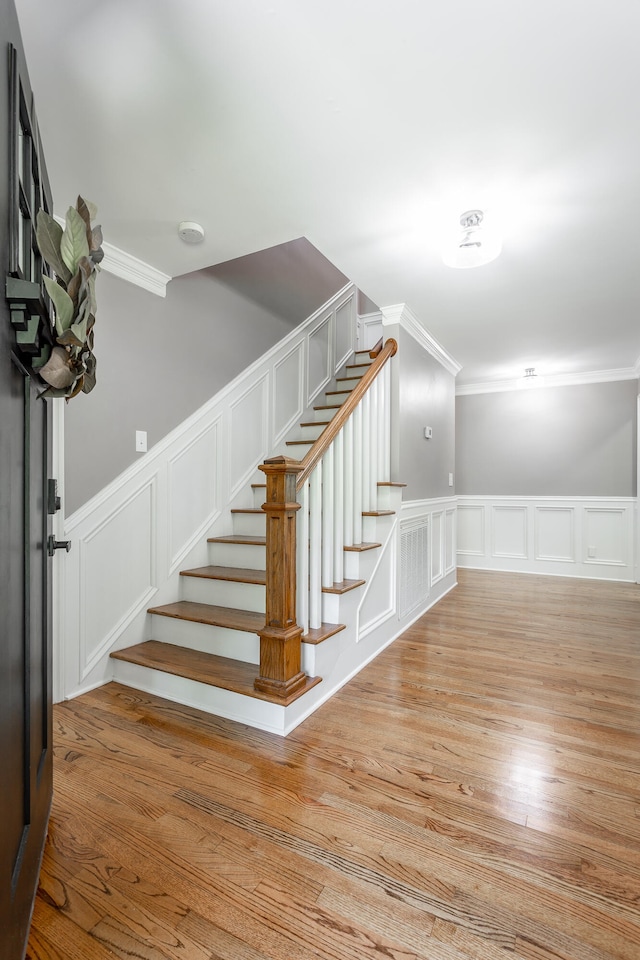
[457,495,637,581]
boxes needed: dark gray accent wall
[456,379,638,497]
[397,328,456,500]
[64,258,343,514]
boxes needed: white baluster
[353,403,363,544]
[296,479,309,635]
[370,377,379,509]
[383,361,391,481]
[333,430,344,583]
[377,366,386,481]
[322,444,334,588]
[309,462,322,630]
[343,416,354,547]
[362,390,371,513]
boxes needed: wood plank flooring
[27,569,640,960]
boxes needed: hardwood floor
[27,569,640,960]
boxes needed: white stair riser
[326,390,350,403]
[376,487,404,510]
[285,442,313,457]
[314,406,341,422]
[150,614,260,663]
[208,541,266,569]
[111,660,285,734]
[335,377,362,390]
[251,487,266,508]
[181,575,265,613]
[232,512,267,536]
[300,423,327,441]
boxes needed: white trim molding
[457,495,637,581]
[381,303,462,377]
[457,366,639,396]
[54,213,171,296]
[100,240,171,297]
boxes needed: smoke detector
[178,221,205,244]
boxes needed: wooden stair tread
[313,403,341,411]
[300,420,331,428]
[377,481,407,487]
[110,640,321,706]
[325,389,352,396]
[343,541,381,552]
[322,578,366,595]
[336,375,362,383]
[362,509,395,517]
[286,439,313,446]
[302,622,346,645]
[180,565,266,585]
[148,600,263,633]
[207,534,266,546]
[345,363,372,371]
[230,507,264,515]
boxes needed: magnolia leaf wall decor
[36,195,104,399]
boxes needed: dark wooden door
[1,8,55,957]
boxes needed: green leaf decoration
[36,211,71,283]
[82,351,97,394]
[38,346,75,389]
[43,275,74,335]
[84,199,98,220]
[60,207,90,275]
[56,327,84,349]
[90,223,103,250]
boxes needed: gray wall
[455,379,638,497]
[395,328,456,500]
[64,240,347,514]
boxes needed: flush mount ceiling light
[524,367,537,378]
[178,221,205,244]
[442,209,502,269]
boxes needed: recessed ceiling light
[178,221,205,244]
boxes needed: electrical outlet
[587,545,596,559]
[448,473,454,487]
[135,430,147,453]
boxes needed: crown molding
[100,241,171,297]
[456,366,639,396]
[53,215,171,297]
[380,303,461,376]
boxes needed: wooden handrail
[296,337,397,490]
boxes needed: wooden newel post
[254,455,307,699]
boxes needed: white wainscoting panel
[431,510,444,585]
[457,497,636,581]
[57,284,358,702]
[535,507,574,562]
[398,497,457,623]
[493,505,528,559]
[79,479,156,680]
[229,375,269,498]
[169,419,221,573]
[357,520,397,640]
[457,503,486,556]
[445,508,456,574]
[583,507,629,566]
[273,342,304,445]
[307,314,332,404]
[335,295,355,374]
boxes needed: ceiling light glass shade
[442,209,502,269]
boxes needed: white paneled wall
[398,498,457,621]
[457,496,636,581]
[55,284,358,702]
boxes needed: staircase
[110,341,403,729]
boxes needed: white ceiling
[15,0,640,385]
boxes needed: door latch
[47,535,71,557]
